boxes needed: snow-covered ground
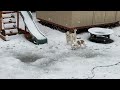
[0,12,120,79]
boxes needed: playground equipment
[0,11,19,40]
[0,11,47,44]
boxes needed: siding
[116,11,120,21]
[93,11,106,25]
[104,11,116,23]
[36,11,72,27]
[36,11,119,28]
[71,11,93,27]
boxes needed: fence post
[0,11,2,32]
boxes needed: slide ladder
[0,11,47,44]
[1,11,18,36]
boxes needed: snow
[2,14,12,18]
[0,12,120,79]
[20,11,46,40]
[4,23,16,29]
[3,18,16,23]
[5,29,18,34]
[88,27,114,35]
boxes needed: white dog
[66,29,86,50]
[66,29,77,45]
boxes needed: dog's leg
[83,42,87,47]
[82,40,86,47]
[70,34,74,45]
[66,32,71,44]
[71,45,75,50]
[81,40,87,48]
[76,40,81,48]
[66,33,69,44]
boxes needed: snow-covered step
[3,23,17,29]
[2,13,15,19]
[2,11,16,14]
[5,29,18,35]
[2,18,16,24]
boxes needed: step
[5,29,18,35]
[5,28,18,30]
[3,23,17,30]
[6,32,18,36]
[4,27,17,30]
[3,18,16,24]
[6,33,18,36]
[3,21,16,24]
[2,13,15,19]
[2,11,16,14]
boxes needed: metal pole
[17,11,19,30]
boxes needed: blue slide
[20,11,47,44]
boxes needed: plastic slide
[20,11,47,44]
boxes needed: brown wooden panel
[93,11,106,25]
[104,11,116,23]
[71,11,93,27]
[116,11,120,21]
[36,11,72,27]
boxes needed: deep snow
[0,12,120,79]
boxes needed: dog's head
[66,31,70,35]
